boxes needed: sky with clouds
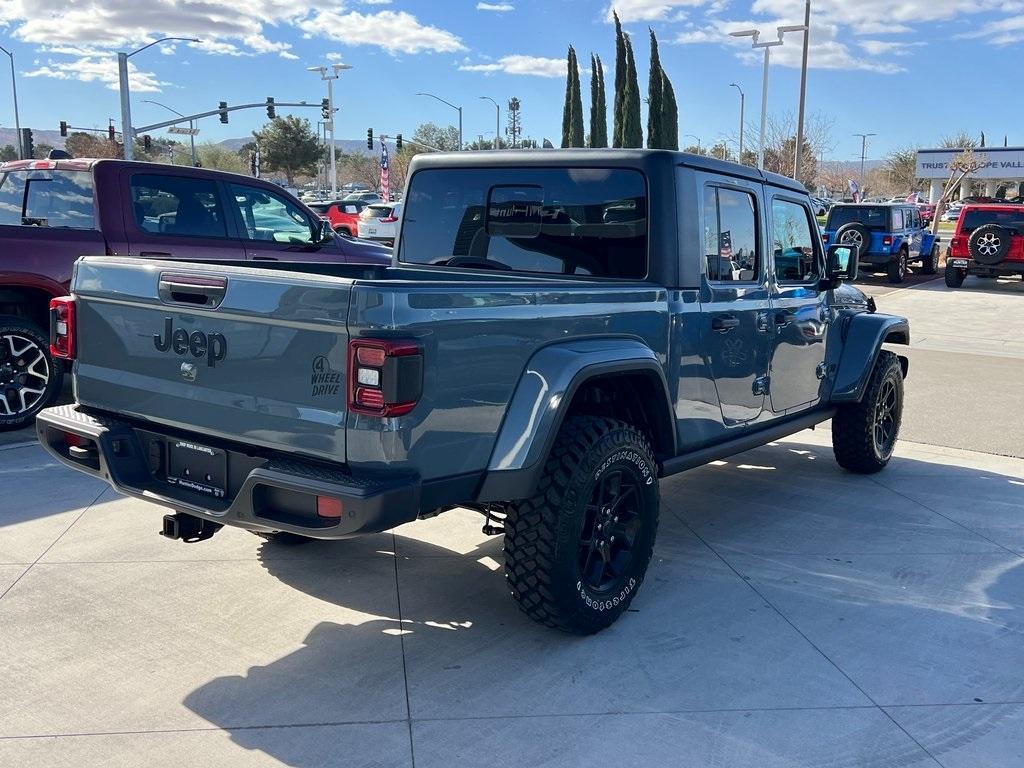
[0,0,1018,161]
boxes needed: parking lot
[2,273,1023,767]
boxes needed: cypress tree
[622,33,643,148]
[589,54,599,147]
[646,29,663,149]
[612,12,626,148]
[561,46,574,148]
[594,55,608,147]
[569,47,585,147]
[662,68,679,151]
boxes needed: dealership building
[917,146,1024,202]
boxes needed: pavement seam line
[669,506,948,768]
[392,532,417,768]
[0,486,107,603]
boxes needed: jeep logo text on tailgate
[154,317,227,367]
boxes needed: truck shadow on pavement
[182,440,1024,768]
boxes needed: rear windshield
[828,206,889,231]
[0,169,96,229]
[960,208,1024,233]
[362,204,394,218]
[399,167,648,278]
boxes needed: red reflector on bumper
[317,496,344,518]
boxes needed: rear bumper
[948,257,1024,275]
[36,405,421,539]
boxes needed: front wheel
[504,416,659,634]
[944,263,966,288]
[832,350,904,474]
[922,245,939,275]
[0,316,64,432]
[887,250,908,283]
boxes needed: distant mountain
[0,126,66,150]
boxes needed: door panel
[768,195,829,413]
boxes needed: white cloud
[459,54,568,77]
[960,14,1024,45]
[298,9,465,54]
[477,2,515,10]
[858,39,924,56]
[750,0,990,34]
[22,56,169,92]
[604,0,707,22]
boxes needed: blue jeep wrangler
[39,150,910,634]
[823,203,940,283]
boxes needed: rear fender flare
[477,339,674,502]
[830,313,909,403]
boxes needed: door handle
[252,255,279,261]
[774,311,795,327]
[158,273,227,308]
[712,315,740,331]
[140,251,172,258]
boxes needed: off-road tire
[832,350,903,474]
[503,416,659,635]
[922,245,939,275]
[886,249,908,283]
[968,224,1011,265]
[0,316,64,432]
[944,263,966,288]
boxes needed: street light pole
[793,0,811,181]
[729,83,744,160]
[480,96,500,149]
[0,46,23,159]
[417,92,463,150]
[118,37,200,161]
[142,100,197,166]
[684,134,702,154]
[309,63,353,196]
[854,132,876,192]
[731,25,806,172]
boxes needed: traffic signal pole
[133,101,319,133]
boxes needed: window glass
[702,186,759,282]
[960,208,1024,233]
[827,205,889,230]
[400,167,647,278]
[131,174,227,238]
[771,199,819,283]
[229,183,314,244]
[0,170,96,229]
[891,208,904,230]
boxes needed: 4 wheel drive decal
[311,356,342,397]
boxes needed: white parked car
[357,201,403,245]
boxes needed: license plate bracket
[167,440,227,498]
[951,258,970,267]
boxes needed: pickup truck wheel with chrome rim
[0,317,63,432]
[832,350,903,474]
[503,415,659,634]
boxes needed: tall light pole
[684,134,702,154]
[417,92,462,150]
[730,25,806,171]
[479,96,500,149]
[793,0,812,181]
[854,132,876,193]
[118,37,199,161]
[308,63,353,196]
[142,100,197,166]
[729,82,744,161]
[0,45,22,159]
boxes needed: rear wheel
[832,351,903,474]
[944,263,966,288]
[887,250,908,283]
[504,416,659,634]
[0,316,64,432]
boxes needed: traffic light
[266,97,276,120]
[21,128,34,159]
[367,128,373,150]
[108,125,116,142]
[143,135,152,151]
[396,133,403,152]
[321,98,330,120]
[219,101,229,124]
[59,121,68,138]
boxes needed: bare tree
[742,111,836,189]
[931,148,988,239]
[884,146,922,193]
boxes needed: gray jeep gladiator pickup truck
[38,150,909,634]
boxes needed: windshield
[828,206,889,231]
[960,208,1024,233]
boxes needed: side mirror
[825,243,858,285]
[314,218,333,244]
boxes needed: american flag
[719,230,733,258]
[379,139,390,201]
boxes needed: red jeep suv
[945,203,1024,288]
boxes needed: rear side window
[771,199,819,284]
[131,174,227,238]
[400,167,648,278]
[892,209,904,230]
[0,169,96,229]
[702,186,759,282]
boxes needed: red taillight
[316,496,344,519]
[348,338,423,417]
[883,235,893,246]
[378,216,398,223]
[49,296,76,360]
[821,233,829,244]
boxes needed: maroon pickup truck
[0,158,391,431]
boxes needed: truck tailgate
[72,257,352,462]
